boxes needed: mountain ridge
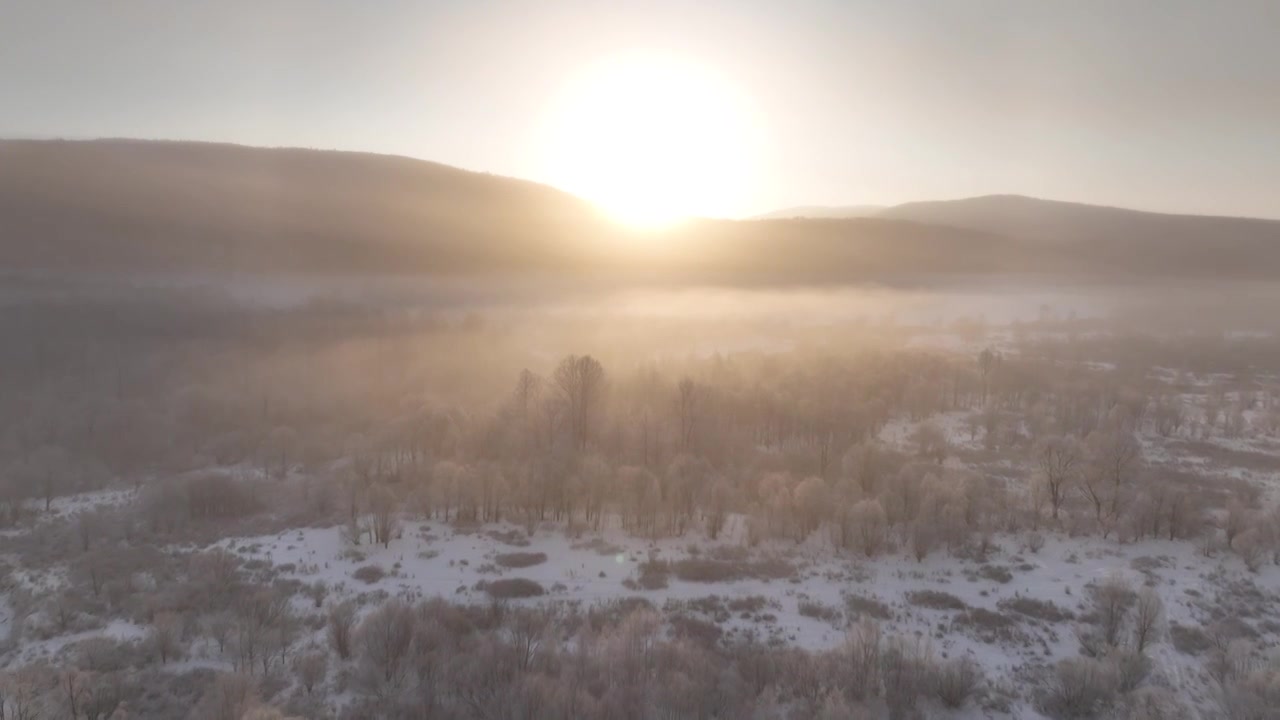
[4,138,1280,284]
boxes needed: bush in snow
[494,551,548,568]
[483,578,546,599]
[1039,657,1119,719]
[930,657,985,709]
[352,564,386,584]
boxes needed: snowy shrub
[1130,587,1164,653]
[911,521,937,561]
[487,529,530,546]
[75,636,142,673]
[672,559,740,583]
[1207,638,1259,685]
[483,578,545,599]
[672,557,795,583]
[1108,648,1151,693]
[1086,572,1136,650]
[879,635,932,715]
[841,619,883,701]
[1236,528,1267,573]
[797,599,841,623]
[906,590,968,611]
[623,560,670,590]
[1169,622,1213,655]
[849,499,889,557]
[356,599,416,692]
[586,597,657,630]
[1040,657,1119,719]
[727,595,774,614]
[293,649,327,694]
[930,657,985,709]
[494,551,547,568]
[669,614,723,647]
[843,593,893,621]
[665,596,731,622]
[953,608,1019,643]
[352,564,385,584]
[977,564,1014,584]
[1118,687,1193,720]
[1220,666,1280,720]
[305,580,328,609]
[998,596,1075,623]
[571,537,625,556]
[327,601,356,660]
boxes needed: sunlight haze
[3,0,1278,218]
[539,51,760,226]
[6,3,1280,719]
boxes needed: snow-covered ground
[188,512,1280,718]
[5,330,1280,718]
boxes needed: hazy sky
[3,0,1278,218]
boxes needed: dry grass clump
[844,593,893,621]
[487,529,531,546]
[998,597,1075,623]
[482,578,546,599]
[798,599,842,623]
[494,551,547,568]
[953,608,1020,643]
[907,590,968,611]
[623,560,670,590]
[1168,622,1213,655]
[672,556,796,583]
[352,564,385,584]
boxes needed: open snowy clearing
[190,512,1280,718]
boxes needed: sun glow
[542,52,759,229]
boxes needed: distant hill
[877,194,1280,277]
[0,138,618,275]
[0,139,1012,284]
[3,140,1280,284]
[753,205,885,220]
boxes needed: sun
[541,51,759,229]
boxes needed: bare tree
[1080,422,1142,536]
[842,619,883,701]
[62,668,89,720]
[553,355,605,451]
[1131,587,1164,654]
[75,510,101,553]
[977,348,999,407]
[294,649,328,694]
[263,425,297,480]
[1035,435,1081,522]
[511,369,542,451]
[206,612,234,657]
[367,485,399,548]
[508,606,555,672]
[327,601,357,660]
[792,476,829,541]
[702,476,733,540]
[912,421,948,464]
[0,667,44,720]
[676,377,702,453]
[1090,573,1135,651]
[148,611,184,664]
[192,672,258,720]
[850,498,888,557]
[1224,498,1251,550]
[358,599,416,691]
[30,444,70,511]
